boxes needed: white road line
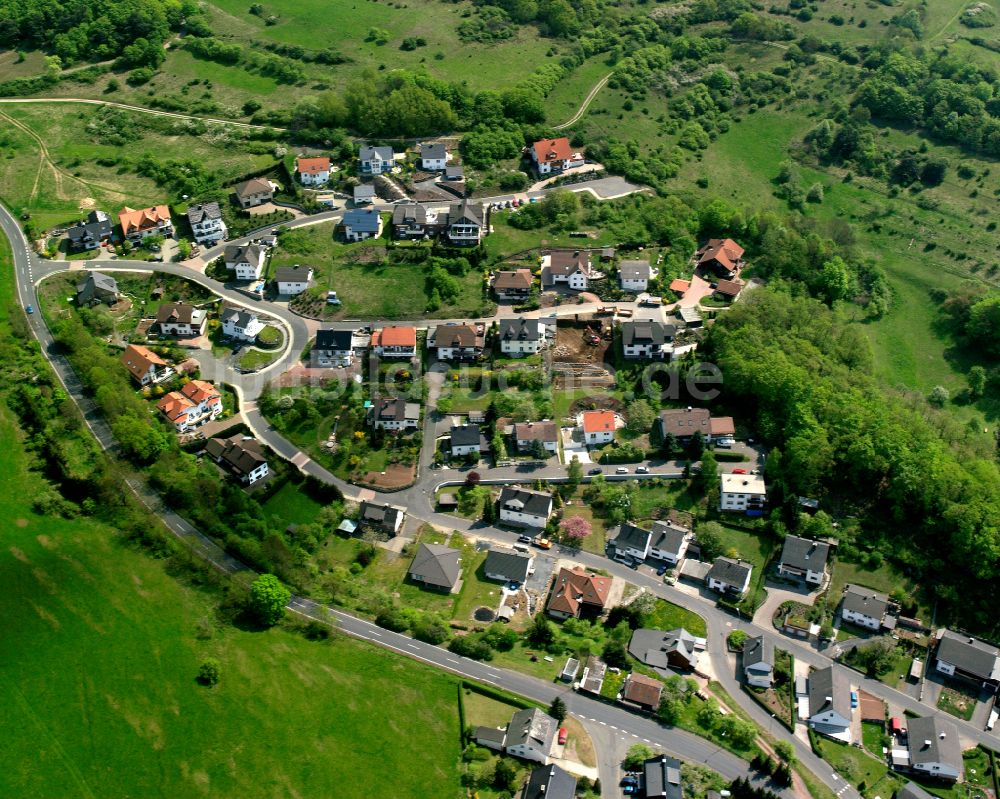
[609,725,618,731]
[446,658,460,664]
[369,630,381,637]
[599,721,607,726]
[406,643,419,650]
[642,738,651,743]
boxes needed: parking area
[561,427,592,464]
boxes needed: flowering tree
[560,516,592,540]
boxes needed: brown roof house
[233,177,274,209]
[429,322,485,361]
[205,435,269,485]
[156,303,207,337]
[408,543,462,593]
[120,343,172,386]
[695,238,745,279]
[621,672,664,712]
[492,269,534,300]
[541,249,591,291]
[546,567,611,620]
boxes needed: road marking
[406,643,419,650]
[642,738,651,743]
[598,721,606,726]
[609,725,618,731]
[446,658,460,664]
[369,630,381,637]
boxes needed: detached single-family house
[622,321,675,361]
[341,208,383,242]
[408,543,461,593]
[296,156,331,186]
[232,177,273,208]
[715,278,745,301]
[274,266,313,296]
[777,535,830,586]
[743,635,774,689]
[513,421,559,455]
[581,410,616,446]
[807,666,852,741]
[220,307,264,342]
[156,379,222,433]
[358,144,395,175]
[358,501,406,536]
[546,567,611,620]
[419,142,448,171]
[505,708,557,765]
[498,317,546,356]
[224,244,266,281]
[648,520,691,564]
[542,249,591,291]
[621,672,663,712]
[643,755,683,799]
[205,435,269,485]
[841,585,891,631]
[492,269,533,301]
[483,548,534,584]
[614,522,652,561]
[497,486,553,528]
[695,238,745,280]
[619,260,652,292]
[312,329,355,367]
[119,205,173,243]
[657,407,711,442]
[371,325,417,359]
[628,627,704,671]
[430,323,485,360]
[450,424,484,457]
[156,303,207,337]
[446,200,484,246]
[353,183,376,205]
[121,343,171,386]
[904,716,963,782]
[186,202,227,245]
[67,210,112,251]
[391,202,433,239]
[934,629,1000,689]
[523,764,577,799]
[76,271,120,306]
[720,474,767,514]
[529,137,580,175]
[368,397,420,431]
[706,556,753,596]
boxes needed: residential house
[622,321,675,360]
[541,249,591,291]
[156,380,222,433]
[628,627,705,671]
[648,520,691,564]
[505,708,557,765]
[706,557,753,596]
[546,567,611,620]
[777,535,831,586]
[513,421,559,455]
[841,585,891,631]
[274,266,313,296]
[483,548,534,584]
[119,205,173,243]
[296,156,331,186]
[497,486,553,528]
[407,543,461,592]
[498,317,546,356]
[621,672,663,712]
[528,137,580,175]
[205,435,268,485]
[232,177,273,208]
[720,474,767,514]
[446,200,484,246]
[643,755,683,799]
[934,629,1000,689]
[391,202,434,239]
[807,666,852,741]
[220,307,264,342]
[67,210,112,251]
[657,407,711,442]
[353,183,376,205]
[714,278,745,301]
[492,269,533,301]
[743,635,774,689]
[224,244,266,281]
[429,323,485,361]
[903,716,962,782]
[76,271,120,306]
[710,415,735,444]
[614,522,652,561]
[368,397,420,431]
[312,329,355,367]
[581,410,616,446]
[371,325,417,359]
[358,501,406,536]
[450,424,484,457]
[579,656,607,695]
[522,764,577,799]
[358,145,395,175]
[186,202,227,245]
[419,142,448,171]
[475,725,507,753]
[695,238,745,280]
[619,260,652,292]
[156,303,207,337]
[120,344,171,386]
[341,208,383,242]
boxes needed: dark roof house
[628,628,703,671]
[523,764,577,799]
[484,548,533,584]
[408,543,461,592]
[76,271,119,305]
[643,754,683,799]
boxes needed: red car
[558,728,568,745]
[732,468,747,474]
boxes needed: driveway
[561,427,591,464]
[679,273,714,307]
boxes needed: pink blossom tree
[560,516,592,541]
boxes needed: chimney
[939,732,946,739]
[923,740,932,748]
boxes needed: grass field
[645,598,707,638]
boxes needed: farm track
[553,73,613,130]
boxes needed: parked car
[664,574,677,585]
[851,691,859,709]
[615,466,629,474]
[517,534,532,544]
[656,564,668,576]
[636,466,649,474]
[732,468,747,474]
[621,777,638,787]
[588,467,602,475]
[25,304,33,314]
[534,538,552,550]
[623,784,638,795]
[558,728,567,745]
[715,437,734,448]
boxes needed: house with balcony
[224,243,266,281]
[205,435,269,485]
[513,421,559,455]
[840,585,892,631]
[156,380,223,433]
[368,397,420,431]
[777,535,830,586]
[429,323,485,361]
[392,202,436,239]
[649,520,691,564]
[67,210,112,251]
[156,303,207,337]
[220,307,264,342]
[498,317,547,356]
[232,177,273,209]
[186,202,227,245]
[445,200,484,246]
[622,320,675,360]
[546,567,611,620]
[121,344,172,386]
[358,144,395,175]
[528,137,582,175]
[312,329,355,367]
[296,156,331,185]
[720,473,767,515]
[119,205,173,243]
[541,249,591,291]
[492,269,533,301]
[371,325,417,359]
[933,629,1000,690]
[694,238,745,280]
[497,487,553,528]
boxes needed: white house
[342,208,383,242]
[119,205,173,243]
[224,243,266,281]
[358,501,406,536]
[274,266,313,296]
[156,380,222,433]
[220,307,264,342]
[186,202,227,245]
[296,156,331,185]
[419,142,448,171]
[371,325,417,359]
[369,397,420,431]
[622,320,675,360]
[581,410,616,446]
[840,585,890,631]
[934,629,1000,688]
[430,323,485,360]
[232,177,273,209]
[450,424,483,457]
[706,557,752,596]
[156,303,207,337]
[542,249,591,291]
[529,137,580,175]
[513,421,559,455]
[446,200,484,246]
[498,487,553,529]
[205,435,269,485]
[498,317,546,356]
[619,260,652,292]
[359,145,395,175]
[120,344,172,386]
[504,708,557,765]
[777,535,831,586]
[720,473,767,514]
[904,716,962,782]
[743,636,774,689]
[648,520,691,564]
[614,523,651,561]
[312,329,355,367]
[807,666,852,741]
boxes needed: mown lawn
[261,478,325,526]
[644,598,707,638]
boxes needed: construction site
[549,315,616,390]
